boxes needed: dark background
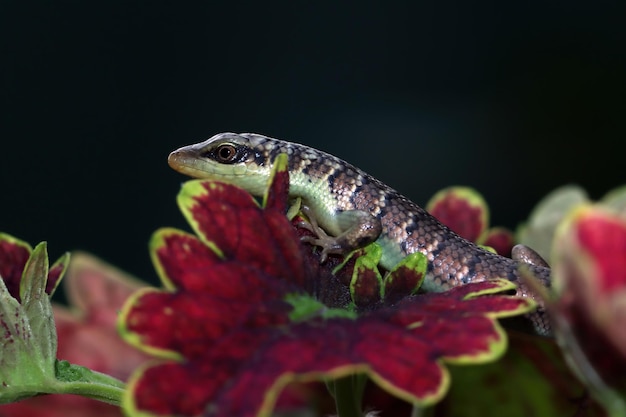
[2,2,625,284]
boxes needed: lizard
[168,132,552,333]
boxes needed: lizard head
[168,132,280,196]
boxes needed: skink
[168,132,551,331]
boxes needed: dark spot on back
[327,173,336,189]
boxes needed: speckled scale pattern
[238,133,551,295]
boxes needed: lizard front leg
[298,205,382,262]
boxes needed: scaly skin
[168,132,552,331]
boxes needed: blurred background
[1,2,624,285]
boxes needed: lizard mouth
[168,147,211,179]
[168,146,251,179]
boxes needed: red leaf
[151,230,302,300]
[0,234,32,301]
[129,330,277,417]
[576,211,626,294]
[480,227,514,257]
[551,205,626,395]
[383,263,425,305]
[179,182,308,288]
[263,153,290,213]
[123,289,291,359]
[426,187,488,242]
[351,263,382,307]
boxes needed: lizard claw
[296,220,316,233]
[298,205,344,263]
[301,234,343,263]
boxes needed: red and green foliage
[1,253,150,417]
[548,205,626,413]
[118,155,535,417]
[426,186,514,256]
[2,155,626,417]
[0,234,69,403]
[0,235,127,409]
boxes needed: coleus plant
[545,204,626,415]
[517,184,626,263]
[2,253,150,417]
[428,184,626,416]
[2,151,623,416]
[116,154,534,417]
[0,235,125,406]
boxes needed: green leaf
[601,184,626,214]
[21,242,57,375]
[517,184,589,262]
[285,293,357,322]
[0,239,124,406]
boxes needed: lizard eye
[214,144,238,163]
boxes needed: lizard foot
[297,204,383,263]
[297,206,344,262]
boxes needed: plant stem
[52,362,126,406]
[333,375,363,417]
[411,403,434,417]
[48,377,125,406]
[352,374,368,409]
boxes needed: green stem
[352,374,368,409]
[51,361,126,406]
[411,403,434,417]
[3,371,125,407]
[47,376,125,405]
[333,375,363,417]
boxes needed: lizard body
[168,132,551,324]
